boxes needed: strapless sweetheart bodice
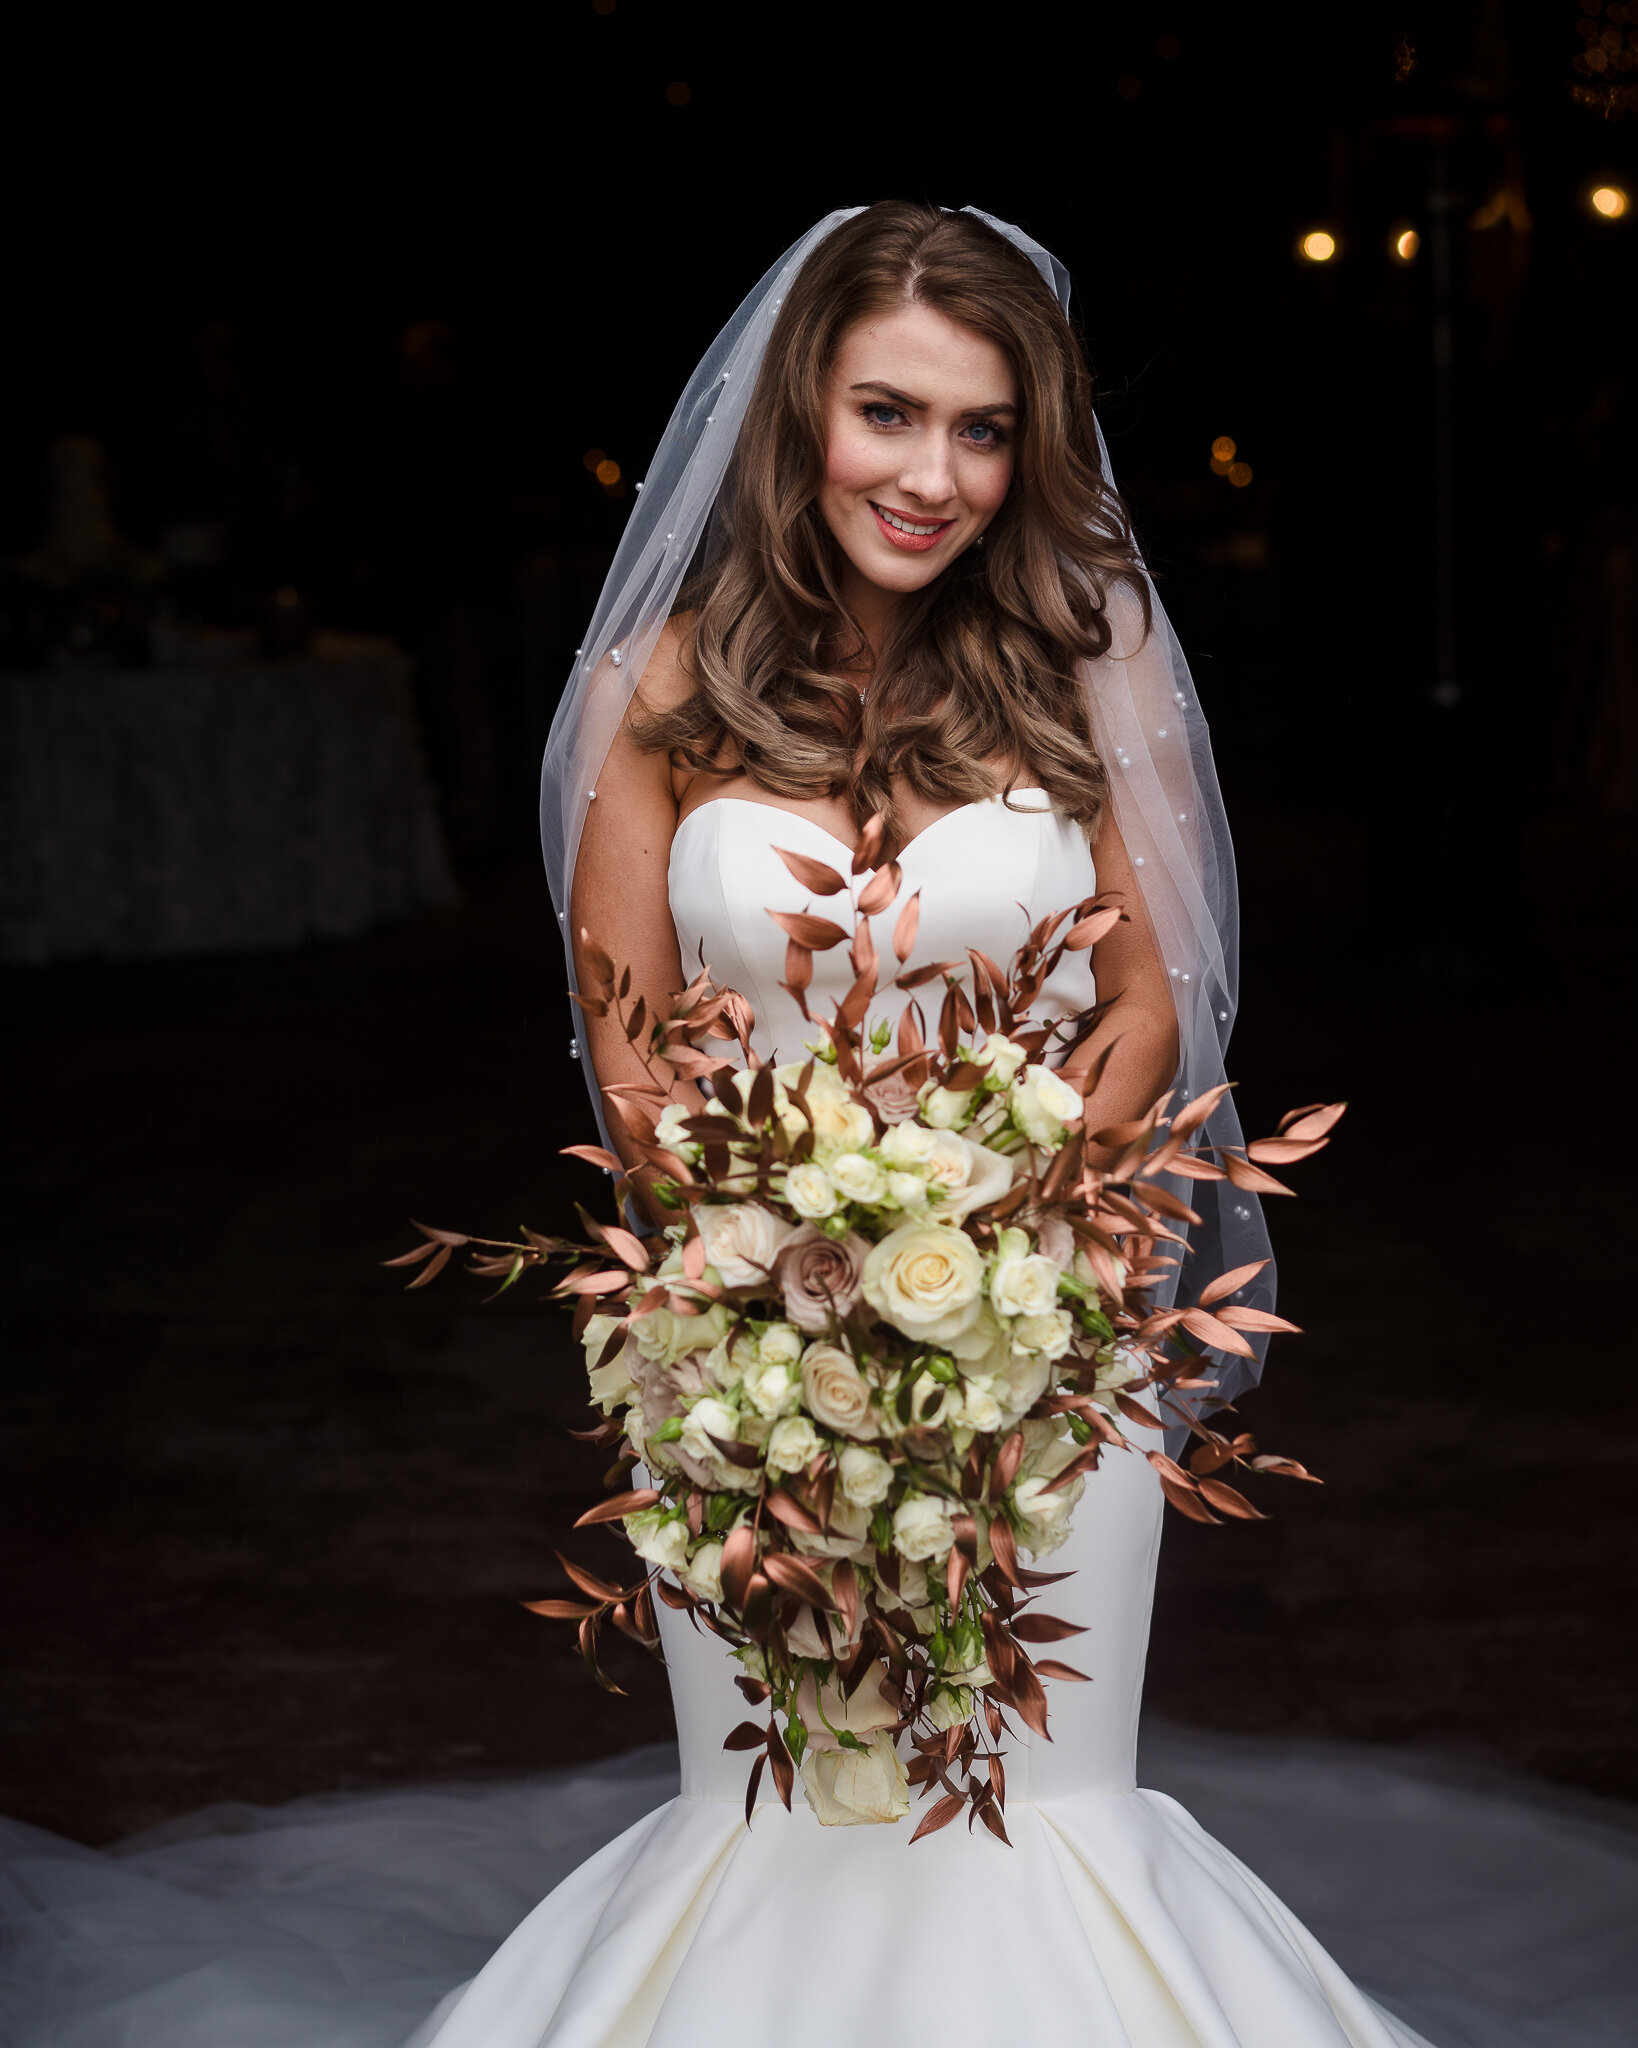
[667,791,1097,1066]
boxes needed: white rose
[679,1395,741,1470]
[707,1334,758,1389]
[1014,1309,1075,1361]
[972,1031,1027,1084]
[1010,1063,1085,1147]
[678,1539,725,1603]
[799,1342,875,1439]
[928,1685,975,1732]
[806,1073,876,1154]
[879,1121,937,1169]
[757,1322,804,1369]
[625,1508,691,1576]
[742,1355,801,1419]
[828,1152,889,1206]
[886,1171,929,1213]
[1013,1471,1084,1556]
[929,1134,1017,1222]
[955,1381,1003,1434]
[892,1494,955,1562]
[794,1664,898,1750]
[766,1414,823,1475]
[588,1344,639,1415]
[920,1084,975,1129]
[990,1252,1062,1320]
[696,1201,796,1289]
[993,1347,1053,1429]
[799,1731,910,1826]
[784,1162,840,1219]
[653,1100,701,1160]
[633,1298,731,1369]
[790,1493,874,1560]
[861,1221,985,1343]
[837,1444,894,1508]
[880,1556,928,1611]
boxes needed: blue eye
[966,420,1007,447]
[862,403,901,428]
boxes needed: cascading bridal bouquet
[390,816,1340,1842]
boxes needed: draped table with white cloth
[0,633,459,962]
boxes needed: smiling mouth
[869,502,955,552]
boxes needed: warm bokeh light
[1211,436,1237,463]
[595,459,622,487]
[592,0,614,12]
[1116,74,1142,99]
[582,448,605,473]
[1228,462,1254,488]
[1591,184,1629,220]
[665,80,692,105]
[1392,227,1420,263]
[1155,32,1181,59]
[1299,230,1337,263]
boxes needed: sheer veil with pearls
[539,205,1278,1424]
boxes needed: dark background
[3,3,1635,1843]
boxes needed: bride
[5,204,1634,2048]
[413,202,1426,2046]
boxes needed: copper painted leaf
[559,1556,626,1601]
[1031,1659,1091,1683]
[723,1720,767,1751]
[1167,1079,1235,1143]
[1214,1305,1302,1334]
[600,1225,651,1273]
[910,1792,965,1843]
[773,845,847,895]
[1156,1470,1221,1523]
[1063,904,1123,950]
[1010,1612,1088,1643]
[856,861,903,915]
[1008,1660,1052,1740]
[1178,1307,1258,1358]
[761,1553,835,1609]
[761,1488,823,1535]
[521,1597,596,1620]
[1250,1455,1323,1482]
[852,812,887,875]
[1162,1154,1230,1182]
[1247,1136,1331,1164]
[1197,1257,1271,1308]
[1219,1151,1294,1196]
[743,1752,765,1830]
[1113,1391,1166,1431]
[946,1545,970,1606]
[892,890,922,962]
[400,1242,454,1289]
[1188,1438,1235,1475]
[767,908,848,948]
[560,1143,626,1174]
[577,930,616,989]
[574,1488,660,1527]
[977,1799,1012,1846]
[1196,1476,1267,1520]
[1277,1100,1347,1141]
[560,1267,637,1296]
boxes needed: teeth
[875,505,944,536]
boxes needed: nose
[896,438,957,511]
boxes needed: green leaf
[650,1416,684,1443]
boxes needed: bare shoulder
[628,612,700,722]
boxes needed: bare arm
[569,626,705,1222]
[1058,808,1181,1165]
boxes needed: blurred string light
[583,448,625,496]
[1209,437,1253,487]
[1589,181,1630,217]
[666,80,692,105]
[1298,229,1338,262]
[1571,2,1638,121]
[1156,33,1181,58]
[1390,224,1420,263]
[1116,73,1142,99]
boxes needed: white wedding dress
[4,795,1635,2048]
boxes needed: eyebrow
[849,379,1018,419]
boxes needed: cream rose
[784,1162,840,1220]
[1010,1063,1085,1146]
[972,1031,1028,1085]
[892,1493,955,1562]
[695,1201,795,1289]
[794,1664,898,1751]
[989,1250,1063,1320]
[632,1297,731,1369]
[837,1444,894,1508]
[929,1133,1017,1221]
[653,1100,701,1161]
[1013,1470,1084,1556]
[828,1151,889,1206]
[861,1221,985,1343]
[756,1322,804,1369]
[806,1071,877,1154]
[678,1395,742,1472]
[742,1354,801,1419]
[790,1493,874,1561]
[766,1414,823,1475]
[879,1121,937,1169]
[624,1508,691,1576]
[1014,1309,1074,1361]
[993,1346,1053,1429]
[678,1539,724,1603]
[954,1381,1003,1434]
[886,1170,929,1213]
[919,1083,975,1129]
[800,1731,910,1826]
[799,1342,874,1438]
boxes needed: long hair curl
[634,202,1150,849]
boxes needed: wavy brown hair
[634,202,1151,848]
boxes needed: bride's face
[816,301,1017,617]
